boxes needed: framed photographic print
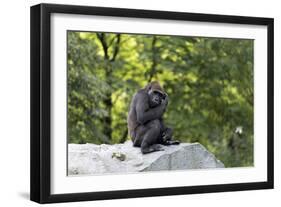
[30,3,274,203]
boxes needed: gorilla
[127,81,180,154]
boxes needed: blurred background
[67,31,253,167]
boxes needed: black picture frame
[30,3,274,204]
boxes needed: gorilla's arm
[135,92,166,125]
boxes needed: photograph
[67,31,254,176]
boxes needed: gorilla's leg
[161,127,180,145]
[132,125,146,147]
[140,120,164,154]
[161,127,173,141]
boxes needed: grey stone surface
[68,140,224,176]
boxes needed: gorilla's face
[148,90,166,108]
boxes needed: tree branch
[148,36,157,82]
[96,33,109,60]
[110,34,121,62]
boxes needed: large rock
[68,141,224,175]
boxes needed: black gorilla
[127,81,180,154]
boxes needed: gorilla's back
[127,89,145,139]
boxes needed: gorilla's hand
[159,95,168,112]
[162,94,168,105]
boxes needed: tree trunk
[96,33,121,141]
[148,36,157,82]
[103,89,112,141]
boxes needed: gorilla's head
[146,81,167,108]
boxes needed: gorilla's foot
[164,140,180,145]
[141,144,164,154]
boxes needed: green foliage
[67,31,253,167]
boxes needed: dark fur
[127,82,179,154]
